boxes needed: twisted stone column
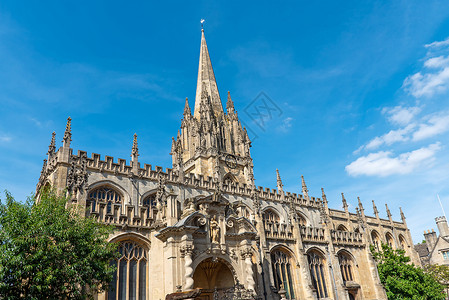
[182,245,194,290]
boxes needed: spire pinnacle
[194,29,224,119]
[341,193,348,211]
[400,207,406,221]
[386,203,392,219]
[62,117,72,148]
[183,97,191,116]
[301,175,309,199]
[226,91,235,113]
[321,188,328,204]
[276,169,283,193]
[372,200,379,217]
[132,133,138,157]
[47,131,56,156]
[357,197,365,216]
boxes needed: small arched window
[88,186,122,214]
[108,241,147,300]
[263,209,280,223]
[371,231,381,251]
[142,193,157,219]
[338,251,354,283]
[307,251,328,299]
[271,249,295,299]
[386,232,395,249]
[398,234,407,250]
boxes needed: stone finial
[47,131,56,156]
[358,197,365,217]
[385,204,392,219]
[341,192,348,211]
[183,97,191,116]
[301,175,309,199]
[372,200,379,218]
[132,133,139,157]
[276,169,283,192]
[321,188,328,204]
[62,117,72,148]
[226,91,235,113]
[400,207,406,221]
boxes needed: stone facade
[415,216,449,267]
[36,29,421,300]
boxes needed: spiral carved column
[241,248,255,292]
[182,245,194,290]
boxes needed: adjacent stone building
[36,29,421,300]
[415,216,449,267]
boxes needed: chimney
[424,229,437,250]
[436,216,449,237]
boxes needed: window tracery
[307,251,328,299]
[142,193,157,218]
[88,186,122,214]
[108,241,147,300]
[271,249,295,299]
[338,252,354,283]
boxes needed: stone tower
[171,29,254,186]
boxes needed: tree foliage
[0,189,118,299]
[372,243,445,300]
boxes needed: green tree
[0,189,118,299]
[424,264,449,296]
[372,243,445,300]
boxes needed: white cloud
[0,134,12,143]
[403,67,449,98]
[382,105,421,126]
[277,117,294,132]
[424,56,449,69]
[364,124,415,150]
[425,38,449,49]
[413,113,449,141]
[346,142,441,177]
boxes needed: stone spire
[386,204,393,222]
[276,169,283,193]
[183,97,191,116]
[321,188,329,213]
[62,117,72,148]
[372,200,379,219]
[194,29,223,119]
[131,133,139,171]
[301,175,309,200]
[47,131,56,158]
[341,193,348,212]
[399,207,408,227]
[357,197,365,218]
[226,91,235,114]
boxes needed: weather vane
[201,19,205,29]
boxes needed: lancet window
[338,251,354,283]
[398,234,407,250]
[307,251,328,299]
[108,241,147,300]
[271,249,295,299]
[386,232,395,248]
[142,193,157,218]
[371,231,381,251]
[88,186,122,214]
[263,209,280,233]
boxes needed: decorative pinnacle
[183,97,191,116]
[400,207,406,221]
[132,133,139,157]
[385,204,392,218]
[358,197,364,214]
[321,188,328,204]
[341,193,348,209]
[47,131,56,155]
[276,169,283,187]
[226,91,235,112]
[62,117,72,145]
[301,175,309,198]
[372,200,379,216]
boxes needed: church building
[37,29,421,300]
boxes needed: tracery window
[142,193,157,218]
[88,186,122,214]
[307,251,328,299]
[108,241,147,300]
[386,233,394,248]
[297,214,307,226]
[338,252,354,282]
[271,249,295,299]
[398,235,407,250]
[371,231,381,251]
[263,209,280,223]
[337,224,348,231]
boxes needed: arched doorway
[193,258,235,299]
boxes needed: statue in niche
[210,215,220,244]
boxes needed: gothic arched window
[263,209,280,223]
[88,186,122,214]
[307,251,328,299]
[108,241,147,300]
[297,213,307,227]
[271,249,295,299]
[338,251,354,283]
[142,193,157,218]
[337,224,348,231]
[398,234,407,250]
[371,230,381,251]
[386,232,395,248]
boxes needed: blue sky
[1,1,449,243]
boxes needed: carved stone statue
[210,215,220,244]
